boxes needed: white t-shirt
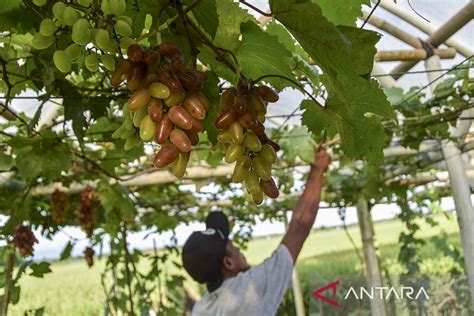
[192,244,294,316]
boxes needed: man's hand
[312,147,330,173]
[282,146,330,263]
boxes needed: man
[182,149,330,315]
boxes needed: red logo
[312,280,340,307]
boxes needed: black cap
[182,212,230,290]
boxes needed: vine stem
[121,227,135,316]
[1,250,15,316]
[185,16,240,76]
[254,74,324,108]
[153,239,163,312]
[176,0,199,68]
[239,1,272,17]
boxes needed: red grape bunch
[76,185,95,237]
[12,225,39,257]
[84,247,95,267]
[215,80,281,204]
[50,188,70,223]
[111,42,210,178]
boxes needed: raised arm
[282,148,330,262]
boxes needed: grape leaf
[58,80,108,142]
[97,181,136,224]
[236,22,295,91]
[313,0,370,26]
[191,0,218,38]
[9,131,71,181]
[29,262,52,278]
[60,241,75,261]
[0,152,14,171]
[201,72,220,144]
[271,0,395,163]
[214,0,255,50]
[124,0,162,36]
[0,1,39,33]
[301,100,388,162]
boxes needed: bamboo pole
[426,56,474,304]
[356,195,387,316]
[374,0,474,58]
[375,48,456,61]
[389,1,474,79]
[0,103,17,121]
[361,11,422,48]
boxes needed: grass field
[9,213,462,315]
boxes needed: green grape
[65,43,82,60]
[124,135,136,150]
[132,105,147,127]
[53,50,72,73]
[232,156,251,183]
[114,20,132,37]
[85,54,99,72]
[112,124,126,139]
[62,7,78,26]
[120,127,134,140]
[101,0,113,15]
[72,19,90,45]
[39,19,56,37]
[95,29,110,50]
[32,33,53,50]
[111,0,126,16]
[116,15,133,26]
[139,115,155,141]
[77,0,92,6]
[225,144,245,163]
[105,40,119,53]
[251,190,264,205]
[101,54,115,71]
[244,170,260,195]
[244,131,262,152]
[52,2,66,20]
[124,115,133,130]
[149,82,170,99]
[260,144,277,164]
[33,0,47,6]
[252,156,271,181]
[119,37,135,50]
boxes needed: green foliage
[314,0,371,26]
[1,0,472,314]
[29,262,52,278]
[271,0,395,162]
[237,22,295,90]
[9,131,71,181]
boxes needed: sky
[1,0,473,260]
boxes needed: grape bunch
[111,43,210,178]
[31,0,136,74]
[50,188,70,223]
[12,225,39,257]
[215,80,281,204]
[76,185,95,237]
[84,247,95,267]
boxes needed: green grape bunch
[215,79,281,204]
[110,42,210,179]
[31,0,135,74]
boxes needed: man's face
[224,241,250,273]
